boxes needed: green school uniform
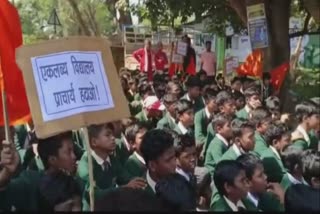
[77,151,133,211]
[174,123,194,136]
[181,94,205,113]
[236,107,249,120]
[204,135,229,175]
[202,123,216,159]
[309,130,319,151]
[14,125,28,151]
[246,192,284,211]
[254,132,268,157]
[209,195,258,212]
[280,173,308,192]
[156,112,176,130]
[219,145,240,162]
[124,153,147,178]
[261,147,287,183]
[194,108,212,146]
[135,111,148,123]
[0,170,44,210]
[115,137,132,166]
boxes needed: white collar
[223,196,246,211]
[121,133,131,151]
[134,151,146,165]
[216,134,229,147]
[232,144,244,157]
[186,94,195,104]
[270,146,281,160]
[178,122,188,135]
[176,167,190,182]
[91,151,111,170]
[146,170,157,193]
[287,173,308,185]
[143,110,148,121]
[247,192,259,207]
[297,125,310,143]
[205,107,211,119]
[245,105,251,113]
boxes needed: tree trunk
[67,0,91,36]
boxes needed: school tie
[103,160,110,171]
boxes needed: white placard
[31,51,114,122]
[172,54,183,63]
[177,41,187,56]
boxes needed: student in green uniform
[265,96,281,122]
[126,78,138,103]
[0,132,78,211]
[124,123,148,178]
[165,81,183,100]
[280,146,307,191]
[140,129,177,195]
[261,123,290,183]
[232,90,245,111]
[194,88,218,156]
[237,154,285,211]
[236,87,261,120]
[130,82,153,115]
[205,113,233,176]
[174,100,194,137]
[77,123,146,210]
[135,95,165,129]
[291,101,320,151]
[250,107,272,157]
[157,93,178,130]
[209,160,252,211]
[181,76,204,113]
[301,150,320,189]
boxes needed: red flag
[236,50,263,77]
[0,0,31,125]
[270,62,290,91]
[186,57,196,76]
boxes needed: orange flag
[270,62,290,91]
[236,49,263,78]
[0,0,31,125]
[186,56,196,76]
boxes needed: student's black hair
[203,88,218,103]
[216,73,223,80]
[302,150,320,186]
[212,113,231,132]
[163,93,178,104]
[250,106,271,127]
[232,90,245,101]
[205,41,212,46]
[125,122,148,144]
[138,82,153,98]
[166,82,183,96]
[95,187,167,211]
[265,96,280,112]
[156,173,197,211]
[231,118,253,139]
[140,129,174,165]
[39,171,81,211]
[237,153,263,180]
[243,86,260,99]
[216,91,233,106]
[262,72,271,80]
[295,101,320,123]
[88,123,114,143]
[214,160,245,196]
[263,122,289,146]
[37,131,73,170]
[231,76,242,85]
[175,134,196,157]
[185,76,201,88]
[281,145,304,174]
[175,99,193,116]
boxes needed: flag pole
[2,91,10,143]
[82,127,95,211]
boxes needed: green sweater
[181,94,205,113]
[77,152,133,211]
[254,132,268,157]
[209,194,258,212]
[261,147,287,183]
[236,107,249,120]
[115,137,132,166]
[124,153,147,178]
[194,108,212,146]
[156,112,176,130]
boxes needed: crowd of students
[0,55,319,212]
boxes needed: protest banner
[176,41,187,56]
[16,36,130,139]
[246,3,269,50]
[172,53,183,64]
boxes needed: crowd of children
[0,60,319,211]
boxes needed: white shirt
[297,125,310,144]
[205,107,211,119]
[146,170,157,193]
[178,122,188,135]
[247,192,259,207]
[232,144,244,157]
[91,151,111,170]
[270,146,281,160]
[216,134,229,147]
[245,105,251,114]
[287,173,308,185]
[186,94,195,104]
[223,196,246,211]
[134,151,146,165]
[176,167,190,182]
[121,133,131,151]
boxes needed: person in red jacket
[133,39,153,82]
[154,41,168,73]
